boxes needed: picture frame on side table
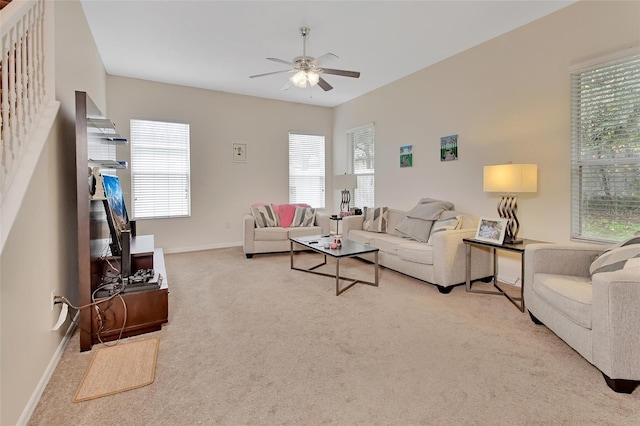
[233,143,247,162]
[474,217,507,245]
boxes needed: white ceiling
[80,1,575,108]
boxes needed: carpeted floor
[29,247,640,425]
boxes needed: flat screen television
[102,174,130,256]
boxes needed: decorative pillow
[427,216,461,244]
[395,217,433,243]
[395,199,455,243]
[291,207,316,227]
[589,236,640,275]
[406,200,454,220]
[273,203,310,228]
[363,207,388,233]
[251,204,279,228]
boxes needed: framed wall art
[440,134,458,161]
[400,145,413,168]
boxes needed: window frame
[288,131,326,209]
[129,119,191,220]
[347,123,375,209]
[570,49,640,243]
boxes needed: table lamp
[483,163,537,243]
[334,174,358,213]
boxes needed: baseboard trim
[17,313,78,426]
[163,241,242,254]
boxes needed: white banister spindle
[8,27,17,171]
[1,35,8,176]
[17,18,26,146]
[25,8,34,125]
[21,16,31,131]
[36,0,45,104]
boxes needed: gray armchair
[524,243,640,393]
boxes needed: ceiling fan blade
[320,68,361,78]
[312,53,338,66]
[267,57,294,66]
[249,70,291,79]
[280,80,292,91]
[317,77,333,92]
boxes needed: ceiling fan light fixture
[251,27,359,93]
[307,70,320,86]
[290,70,319,88]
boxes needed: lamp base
[497,194,521,244]
[340,189,351,213]
[503,237,523,245]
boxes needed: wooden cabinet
[75,91,168,351]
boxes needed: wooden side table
[463,238,546,312]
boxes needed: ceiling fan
[249,27,361,92]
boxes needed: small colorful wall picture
[440,134,458,161]
[233,143,247,162]
[400,145,413,168]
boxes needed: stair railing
[1,0,59,252]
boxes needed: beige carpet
[73,337,159,402]
[29,247,640,425]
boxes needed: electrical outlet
[51,291,56,311]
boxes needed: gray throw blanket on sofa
[396,198,454,243]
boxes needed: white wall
[106,76,334,252]
[332,0,640,284]
[0,1,107,424]
[2,1,638,423]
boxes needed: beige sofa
[524,242,640,393]
[243,207,330,258]
[341,206,492,293]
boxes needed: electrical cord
[91,280,127,346]
[93,292,127,346]
[55,278,129,347]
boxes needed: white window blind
[289,132,325,208]
[571,53,640,242]
[347,124,375,208]
[130,119,191,219]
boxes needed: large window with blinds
[289,132,325,208]
[347,124,375,208]
[571,52,640,242]
[130,119,191,219]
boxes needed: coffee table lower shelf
[290,236,379,296]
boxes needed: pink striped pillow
[273,203,310,228]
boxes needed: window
[571,52,640,242]
[347,123,375,208]
[289,132,325,208]
[130,119,191,219]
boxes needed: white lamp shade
[483,164,537,193]
[334,174,358,190]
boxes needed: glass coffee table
[290,235,379,296]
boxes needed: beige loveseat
[524,240,640,393]
[243,204,330,258]
[341,201,492,293]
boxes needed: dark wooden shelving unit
[75,91,168,351]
